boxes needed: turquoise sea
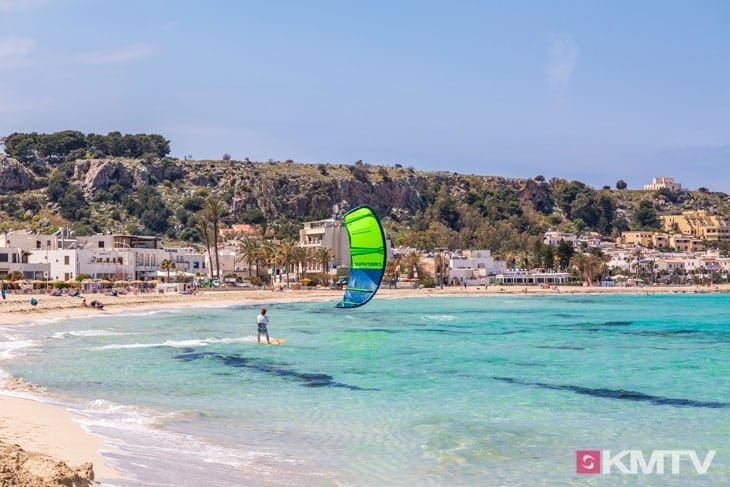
[0,294,728,486]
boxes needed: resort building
[299,218,350,271]
[0,248,49,280]
[661,210,730,241]
[28,249,79,281]
[449,250,507,286]
[299,217,393,275]
[494,270,570,285]
[644,177,681,192]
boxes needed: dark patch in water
[625,330,703,337]
[601,321,632,327]
[174,352,375,391]
[512,361,549,367]
[536,345,585,350]
[492,376,729,409]
[344,328,401,334]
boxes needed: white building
[1,230,58,250]
[494,270,570,285]
[28,249,79,281]
[449,250,507,285]
[0,248,49,280]
[644,177,681,192]
[299,218,350,271]
[543,231,578,247]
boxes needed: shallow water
[1,295,728,485]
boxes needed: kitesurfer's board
[262,338,286,345]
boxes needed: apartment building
[661,210,730,241]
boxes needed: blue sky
[1,0,729,190]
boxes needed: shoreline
[1,283,728,326]
[1,284,728,484]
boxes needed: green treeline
[2,130,170,165]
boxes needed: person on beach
[1,280,6,300]
[82,298,104,310]
[257,307,271,344]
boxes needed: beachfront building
[298,217,350,272]
[0,247,49,279]
[27,249,79,281]
[494,269,570,285]
[543,231,578,247]
[0,230,58,250]
[661,210,730,241]
[449,250,507,286]
[77,248,136,281]
[644,177,681,192]
[204,246,238,279]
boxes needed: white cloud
[0,37,36,68]
[77,42,155,65]
[546,35,578,89]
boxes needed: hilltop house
[644,177,681,192]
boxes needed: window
[0,253,7,262]
[64,256,70,265]
[36,240,41,249]
[98,241,105,248]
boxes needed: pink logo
[577,450,601,474]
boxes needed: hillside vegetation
[1,131,728,256]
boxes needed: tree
[160,259,176,282]
[278,239,296,287]
[616,180,627,190]
[632,200,660,230]
[196,215,214,281]
[203,196,226,279]
[291,245,308,282]
[237,238,261,277]
[570,252,606,286]
[556,240,575,270]
[316,247,334,275]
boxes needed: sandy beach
[1,283,728,485]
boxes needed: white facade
[28,249,79,281]
[0,247,49,279]
[299,218,350,270]
[1,230,58,250]
[644,177,681,192]
[449,250,507,285]
[77,249,136,280]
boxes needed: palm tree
[291,245,308,283]
[196,215,214,281]
[261,242,281,283]
[278,239,296,287]
[160,259,176,282]
[237,238,260,277]
[203,196,226,279]
[316,247,335,274]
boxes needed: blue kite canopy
[336,206,386,309]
